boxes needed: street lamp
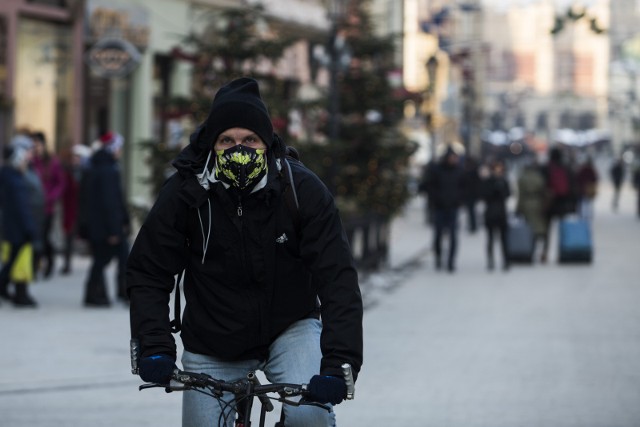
[426,55,438,161]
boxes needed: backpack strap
[282,158,301,236]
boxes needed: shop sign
[85,37,141,79]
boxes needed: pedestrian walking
[516,157,548,263]
[15,133,47,281]
[540,147,572,262]
[0,136,39,307]
[462,156,481,233]
[610,157,625,212]
[481,159,511,271]
[80,131,130,307]
[575,155,599,222]
[426,145,465,272]
[59,143,91,275]
[31,131,65,279]
[418,159,437,226]
[127,77,363,427]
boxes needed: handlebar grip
[341,363,355,400]
[130,339,140,375]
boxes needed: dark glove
[307,375,347,405]
[138,354,176,385]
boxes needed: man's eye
[243,137,257,144]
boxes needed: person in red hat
[79,130,130,306]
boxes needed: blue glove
[307,375,347,405]
[138,354,175,385]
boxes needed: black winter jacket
[80,149,130,242]
[127,142,363,380]
[0,166,37,244]
[481,175,511,226]
[426,161,465,210]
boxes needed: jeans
[84,238,129,303]
[181,318,336,427]
[579,198,594,222]
[433,208,459,269]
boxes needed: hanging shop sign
[85,37,141,79]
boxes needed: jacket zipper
[237,195,249,280]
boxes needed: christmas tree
[298,0,416,220]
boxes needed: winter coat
[461,161,482,204]
[610,161,624,188]
[61,164,84,234]
[482,175,511,227]
[79,149,130,242]
[24,168,46,252]
[126,141,363,380]
[576,163,598,199]
[33,154,65,216]
[516,166,547,236]
[426,160,465,210]
[0,166,37,245]
[541,161,575,217]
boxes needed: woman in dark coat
[482,159,511,271]
[0,139,39,306]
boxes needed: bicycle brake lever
[139,383,164,391]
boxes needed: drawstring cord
[197,199,212,264]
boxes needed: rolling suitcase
[558,217,592,263]
[506,216,535,263]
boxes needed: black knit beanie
[200,77,273,149]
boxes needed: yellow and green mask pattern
[215,145,267,191]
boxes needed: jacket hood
[172,126,289,192]
[172,126,210,176]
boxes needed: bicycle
[131,342,356,427]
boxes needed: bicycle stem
[246,372,275,412]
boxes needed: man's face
[214,128,267,152]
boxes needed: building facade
[1,0,332,207]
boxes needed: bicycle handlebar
[161,369,309,399]
[131,340,355,409]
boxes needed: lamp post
[426,55,438,161]
[327,0,349,195]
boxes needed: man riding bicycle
[127,77,363,427]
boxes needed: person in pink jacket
[31,131,65,279]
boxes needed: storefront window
[15,18,73,151]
